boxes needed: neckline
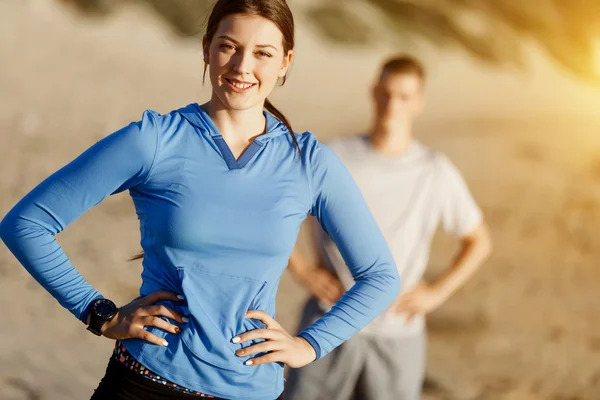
[191,103,272,170]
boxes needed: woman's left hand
[232,310,317,368]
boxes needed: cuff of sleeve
[79,295,104,324]
[298,331,322,360]
[454,210,483,237]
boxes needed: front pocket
[176,265,270,373]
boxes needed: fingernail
[162,340,169,346]
[182,317,189,323]
[232,336,241,344]
[177,294,185,300]
[236,350,243,356]
[174,327,180,334]
[245,360,253,366]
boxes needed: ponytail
[264,98,301,156]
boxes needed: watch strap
[87,317,105,336]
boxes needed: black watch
[87,298,118,336]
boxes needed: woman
[0,0,400,399]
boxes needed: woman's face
[204,14,293,111]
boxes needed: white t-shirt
[316,136,483,337]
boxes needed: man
[284,55,492,400]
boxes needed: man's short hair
[380,55,426,82]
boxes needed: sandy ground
[1,2,600,399]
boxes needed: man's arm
[287,218,345,306]
[430,220,491,298]
[395,220,491,319]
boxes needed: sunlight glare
[594,39,600,76]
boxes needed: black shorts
[91,356,224,400]
[91,355,284,400]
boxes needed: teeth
[230,81,253,89]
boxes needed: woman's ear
[278,49,294,78]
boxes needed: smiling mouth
[225,78,256,92]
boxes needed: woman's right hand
[100,290,188,346]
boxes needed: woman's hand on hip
[101,290,187,346]
[233,310,317,368]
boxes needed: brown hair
[380,54,426,82]
[131,0,299,262]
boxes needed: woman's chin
[221,96,264,112]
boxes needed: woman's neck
[204,96,266,145]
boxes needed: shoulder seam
[140,110,161,186]
[305,135,317,207]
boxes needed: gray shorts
[284,298,426,400]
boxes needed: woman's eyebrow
[217,35,278,51]
[256,44,278,51]
[217,35,240,44]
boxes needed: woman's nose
[232,51,253,76]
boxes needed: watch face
[94,299,117,319]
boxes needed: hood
[176,103,290,144]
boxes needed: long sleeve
[0,110,160,322]
[297,141,401,359]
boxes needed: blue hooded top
[0,103,400,399]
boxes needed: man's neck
[368,120,413,156]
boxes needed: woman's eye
[220,44,235,51]
[256,51,272,58]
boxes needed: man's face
[373,71,424,127]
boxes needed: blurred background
[1,0,600,399]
